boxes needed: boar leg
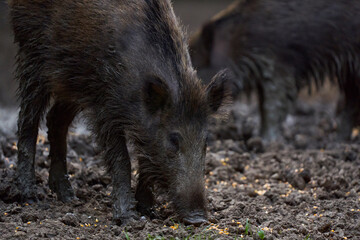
[135,165,156,218]
[337,76,360,140]
[258,64,296,141]
[16,68,50,203]
[46,101,78,202]
[103,134,138,225]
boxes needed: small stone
[21,213,39,223]
[100,175,111,185]
[68,162,82,174]
[321,178,337,191]
[294,134,308,149]
[1,142,17,157]
[285,170,307,190]
[291,175,306,190]
[331,190,345,199]
[208,217,218,224]
[246,137,264,153]
[318,221,331,233]
[247,189,258,197]
[271,173,281,180]
[299,169,311,183]
[92,184,103,191]
[127,219,146,231]
[14,231,26,237]
[61,213,79,227]
[228,158,245,172]
[299,225,308,234]
[317,189,330,200]
[241,152,251,160]
[10,206,22,214]
[344,149,357,162]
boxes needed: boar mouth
[170,185,208,226]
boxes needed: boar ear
[143,77,170,114]
[206,69,232,114]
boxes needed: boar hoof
[16,176,38,203]
[49,175,75,202]
[337,124,352,141]
[183,212,207,226]
[113,211,139,226]
[137,204,158,219]
[18,185,38,204]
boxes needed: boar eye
[169,132,182,152]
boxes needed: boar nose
[182,211,208,226]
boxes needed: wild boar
[9,0,230,225]
[190,0,360,140]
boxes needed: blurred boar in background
[9,0,230,225]
[190,0,360,140]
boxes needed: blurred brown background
[0,0,232,107]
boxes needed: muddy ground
[0,1,359,239]
[0,84,359,240]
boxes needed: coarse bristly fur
[9,0,231,225]
[190,0,360,141]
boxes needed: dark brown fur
[190,0,360,140]
[9,0,230,225]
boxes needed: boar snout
[173,179,208,226]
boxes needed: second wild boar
[190,0,360,140]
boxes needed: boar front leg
[16,57,50,203]
[135,159,156,218]
[258,63,296,141]
[103,133,138,225]
[47,101,78,202]
[17,93,49,202]
[337,75,360,140]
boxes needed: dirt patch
[0,95,359,239]
[1,1,358,239]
